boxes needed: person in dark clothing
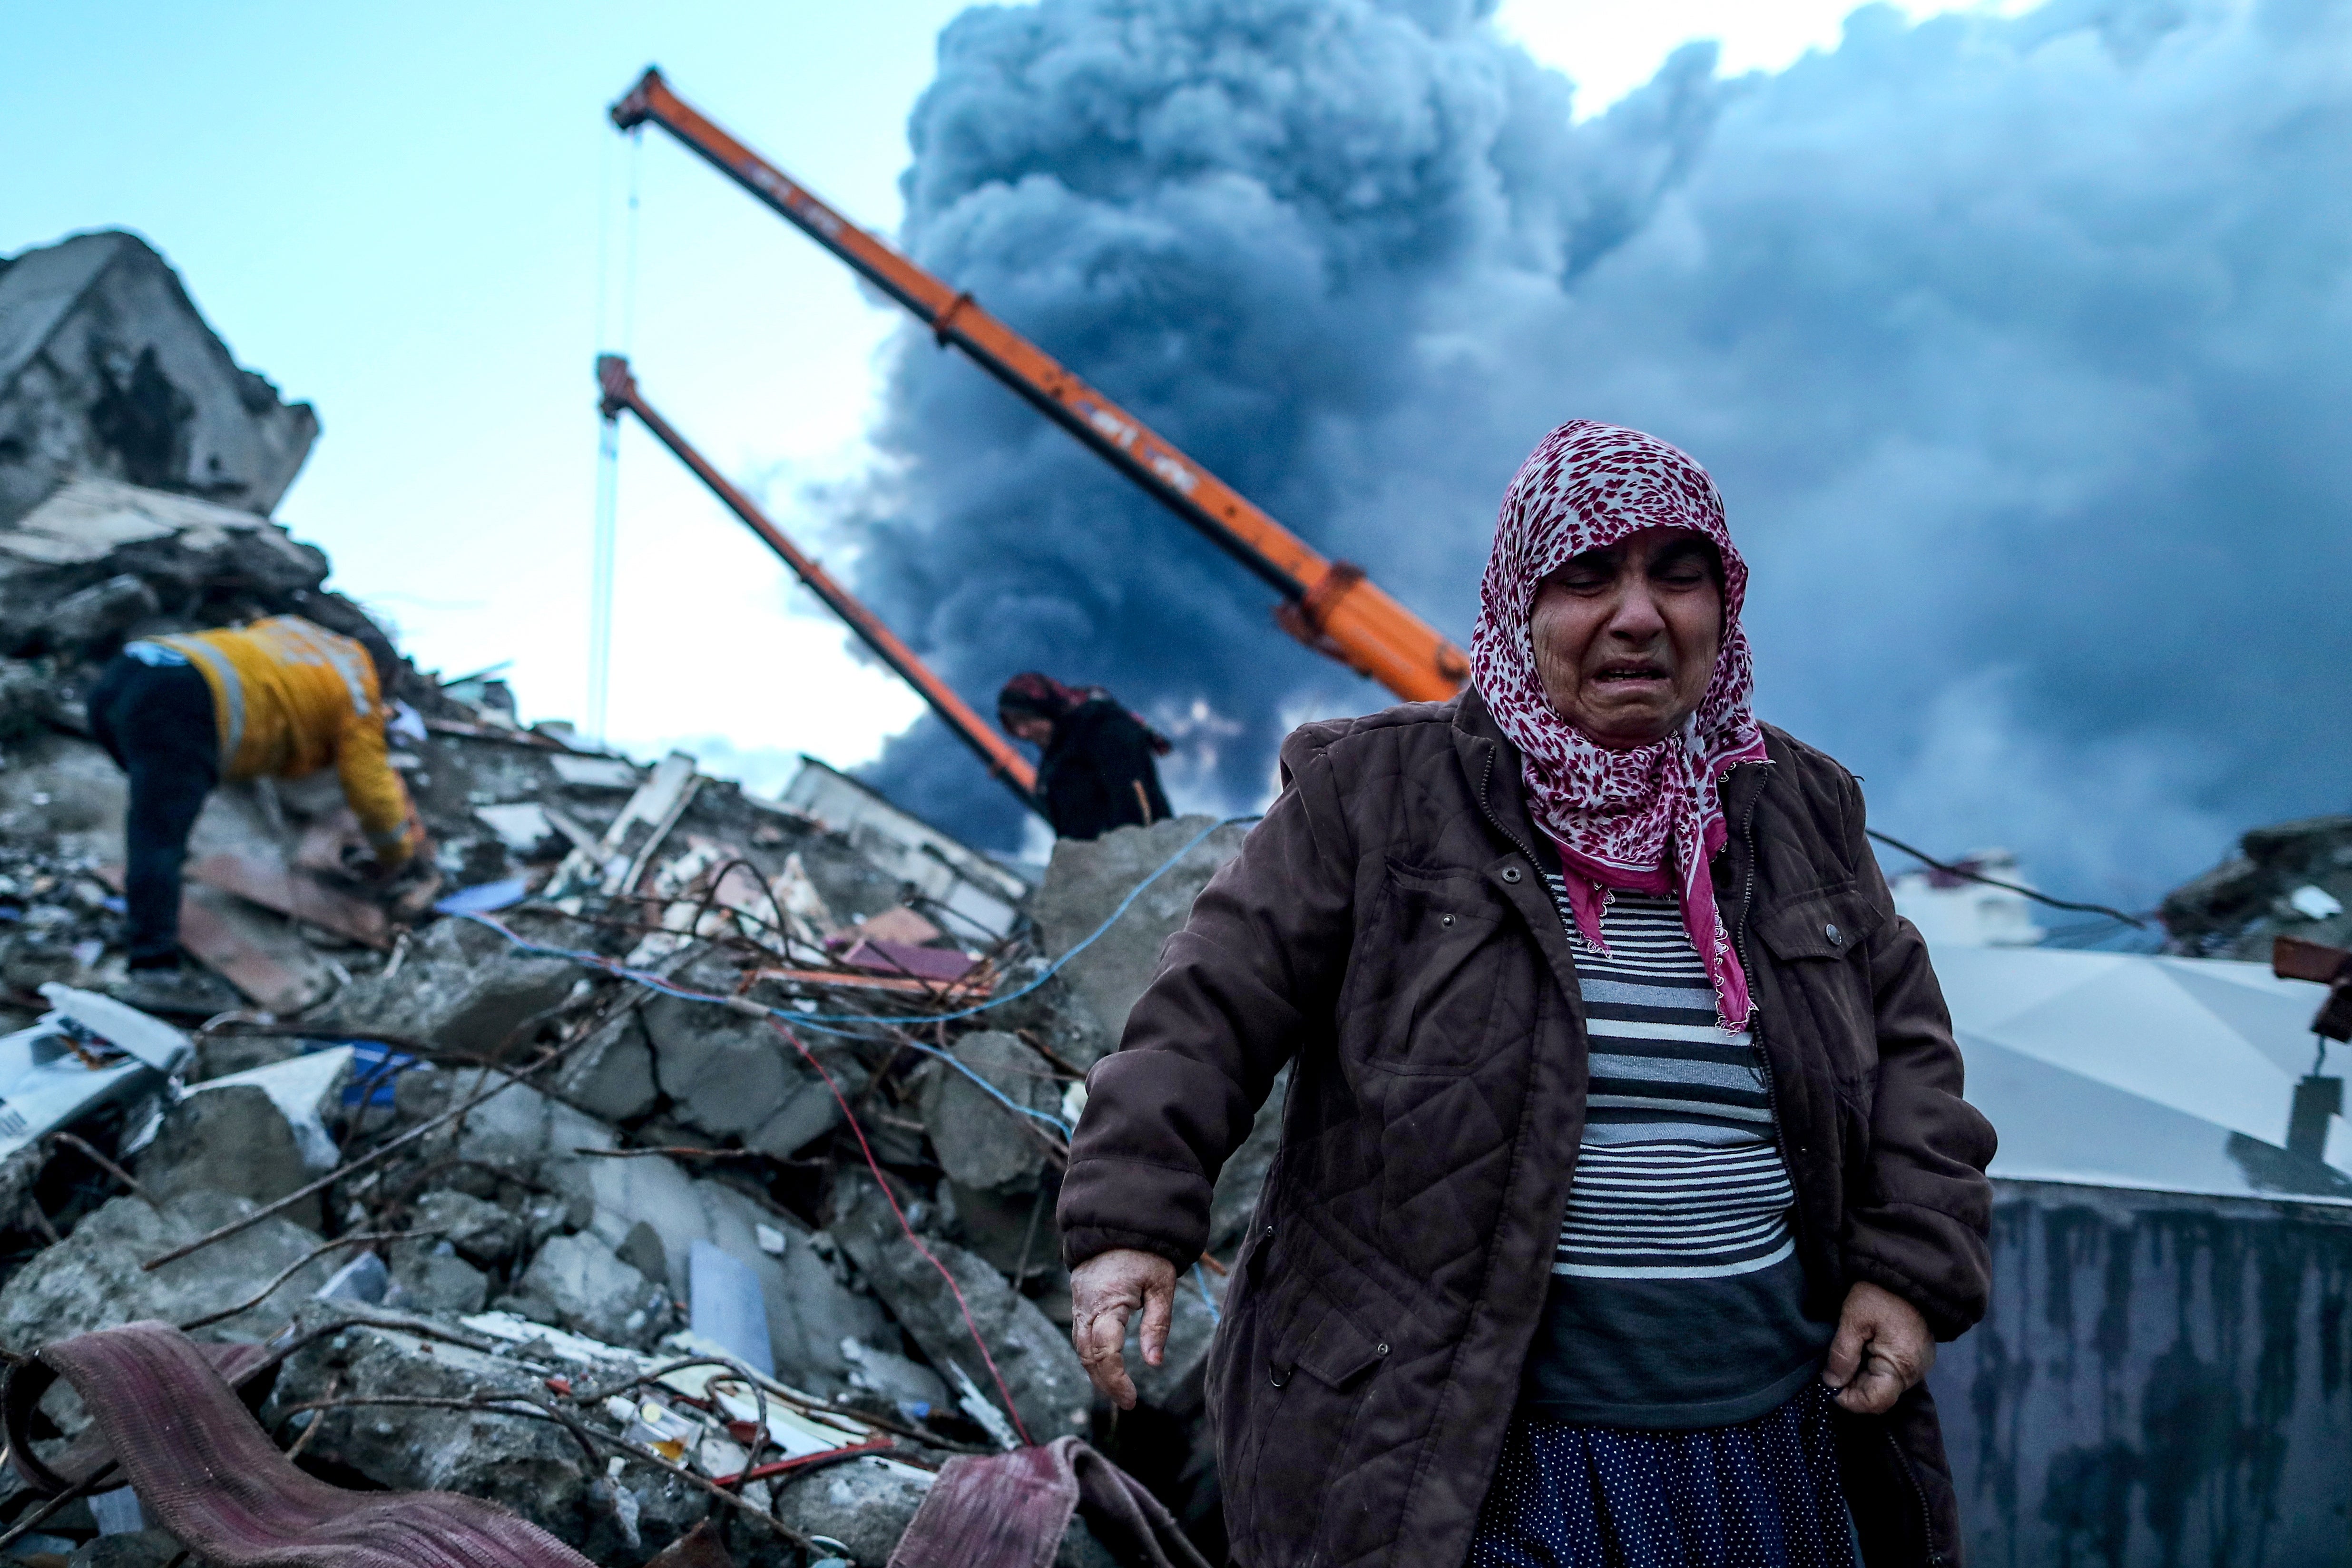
[86,650,219,984]
[998,673,1172,841]
[1060,423,1994,1568]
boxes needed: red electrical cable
[765,1018,1037,1447]
[711,1437,895,1487]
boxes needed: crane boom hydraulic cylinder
[609,66,1470,704]
[595,354,1041,813]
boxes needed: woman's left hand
[1823,1281,1934,1415]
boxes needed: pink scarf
[1469,421,1771,1030]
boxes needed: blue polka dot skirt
[1468,1384,1857,1568]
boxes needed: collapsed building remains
[0,229,1272,1567]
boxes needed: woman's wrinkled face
[1529,526,1724,749]
[1003,713,1055,745]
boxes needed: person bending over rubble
[997,672,1172,841]
[88,615,426,1014]
[1058,422,1997,1568]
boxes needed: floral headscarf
[1469,421,1771,1030]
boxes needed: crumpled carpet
[5,1319,595,1568]
[886,1434,1211,1568]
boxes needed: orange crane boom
[595,353,1042,813]
[609,67,1470,703]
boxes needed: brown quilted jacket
[1058,691,1996,1568]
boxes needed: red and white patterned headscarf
[1470,421,1771,1030]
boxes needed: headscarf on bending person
[1468,420,1771,1030]
[997,671,1088,725]
[998,672,1173,756]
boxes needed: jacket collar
[1450,687,1545,857]
[1452,686,1781,866]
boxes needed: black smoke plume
[847,0,2352,907]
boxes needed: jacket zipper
[1474,750,1551,905]
[1729,773,1794,1231]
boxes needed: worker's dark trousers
[87,653,218,970]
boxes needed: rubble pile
[0,229,1275,1566]
[2161,814,2352,959]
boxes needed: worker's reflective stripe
[154,635,244,764]
[262,619,374,718]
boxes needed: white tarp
[1936,946,2350,1202]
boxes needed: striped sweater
[1517,882,1833,1429]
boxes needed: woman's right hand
[1069,1247,1178,1410]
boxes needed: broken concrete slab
[136,1082,316,1228]
[769,1458,937,1565]
[0,232,318,528]
[0,1190,336,1348]
[638,993,857,1157]
[186,1043,353,1173]
[327,914,579,1055]
[830,1174,1090,1445]
[393,1065,622,1182]
[386,1241,490,1316]
[31,572,157,660]
[780,758,1028,942]
[412,1188,524,1268]
[512,1230,671,1349]
[265,1312,706,1567]
[549,1007,660,1123]
[770,1456,1118,1568]
[0,481,330,662]
[554,1147,893,1396]
[916,1030,1061,1195]
[1029,815,1248,1063]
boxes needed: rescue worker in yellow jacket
[87,615,424,1013]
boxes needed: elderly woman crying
[1058,421,1996,1568]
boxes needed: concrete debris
[412,1188,524,1268]
[0,1189,341,1347]
[918,1031,1060,1194]
[510,1229,673,1349]
[385,1238,490,1315]
[0,233,317,528]
[2163,813,2352,959]
[137,1083,318,1228]
[639,993,854,1157]
[1028,815,1248,1067]
[0,228,1248,1567]
[326,913,581,1056]
[830,1173,1091,1447]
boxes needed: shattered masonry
[0,229,1264,1567]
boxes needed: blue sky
[3,0,2012,797]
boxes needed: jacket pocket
[1273,1284,1389,1391]
[1211,1230,1388,1567]
[1753,881,1883,962]
[1338,859,1513,1075]
[1754,882,1882,1089]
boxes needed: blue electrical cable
[1192,1262,1221,1324]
